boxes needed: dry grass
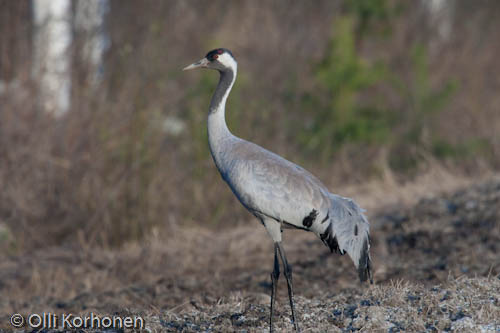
[338,162,495,213]
[2,1,500,253]
[1,2,500,331]
[152,276,499,332]
[0,178,498,331]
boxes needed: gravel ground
[0,178,499,332]
[152,276,499,332]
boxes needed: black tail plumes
[358,238,373,284]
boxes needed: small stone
[360,299,372,306]
[344,304,358,318]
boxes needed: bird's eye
[213,55,219,60]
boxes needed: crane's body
[184,48,372,332]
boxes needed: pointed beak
[183,57,209,71]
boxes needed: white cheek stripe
[218,53,237,71]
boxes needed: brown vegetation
[1,1,500,251]
[0,1,499,331]
[0,178,499,331]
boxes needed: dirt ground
[0,178,499,332]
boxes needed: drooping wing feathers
[327,194,373,283]
[218,139,372,283]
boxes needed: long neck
[209,69,235,113]
[208,67,237,160]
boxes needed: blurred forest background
[1,0,500,254]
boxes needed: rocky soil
[0,178,499,332]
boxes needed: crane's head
[183,48,237,73]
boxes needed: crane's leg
[277,242,300,332]
[270,242,280,333]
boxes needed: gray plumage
[184,48,373,332]
[215,132,372,281]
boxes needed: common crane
[183,48,373,332]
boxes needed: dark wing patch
[320,223,341,254]
[321,213,329,224]
[283,220,309,231]
[354,224,358,236]
[302,209,318,228]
